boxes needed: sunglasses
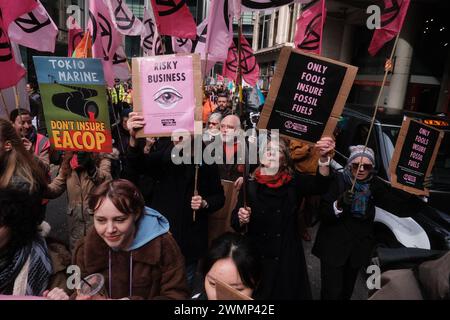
[351,163,373,171]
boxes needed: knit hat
[347,145,375,166]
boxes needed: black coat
[125,138,225,264]
[231,171,331,300]
[312,173,420,269]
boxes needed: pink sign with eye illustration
[138,55,196,135]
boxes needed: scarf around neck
[0,237,53,296]
[254,167,292,188]
[343,168,372,217]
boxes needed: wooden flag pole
[350,33,401,193]
[193,164,199,222]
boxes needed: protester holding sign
[231,136,335,300]
[313,145,427,300]
[126,111,225,288]
[48,179,189,300]
[43,150,116,250]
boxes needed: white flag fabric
[141,6,163,56]
[106,0,144,36]
[113,45,130,80]
[205,0,234,62]
[8,0,58,53]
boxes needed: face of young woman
[350,156,374,181]
[204,257,253,300]
[93,197,137,250]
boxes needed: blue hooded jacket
[126,207,170,251]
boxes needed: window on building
[272,11,279,45]
[258,14,270,49]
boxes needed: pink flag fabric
[0,44,30,117]
[113,45,130,80]
[106,0,144,36]
[294,0,325,55]
[141,6,163,56]
[223,35,260,86]
[241,0,311,11]
[172,19,208,58]
[205,0,234,62]
[368,0,410,56]
[0,0,38,89]
[89,0,122,87]
[8,0,58,53]
[68,17,83,57]
[150,0,196,39]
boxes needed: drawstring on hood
[107,207,169,298]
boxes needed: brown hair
[88,179,145,217]
[0,118,46,192]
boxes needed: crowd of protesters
[0,80,448,301]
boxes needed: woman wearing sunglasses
[313,145,388,300]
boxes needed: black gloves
[337,190,354,210]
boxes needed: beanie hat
[347,145,375,167]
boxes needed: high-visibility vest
[110,88,118,105]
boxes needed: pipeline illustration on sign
[51,83,99,120]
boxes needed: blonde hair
[0,118,46,193]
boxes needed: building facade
[251,0,450,115]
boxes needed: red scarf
[254,168,292,188]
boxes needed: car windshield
[381,125,450,190]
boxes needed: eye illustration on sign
[153,86,183,109]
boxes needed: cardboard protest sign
[215,278,253,300]
[389,117,444,196]
[33,57,112,153]
[208,179,238,247]
[258,47,357,144]
[132,54,203,138]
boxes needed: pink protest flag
[150,0,196,39]
[0,44,30,117]
[173,19,208,58]
[68,17,84,57]
[106,0,144,36]
[8,0,58,53]
[0,0,38,89]
[141,6,163,56]
[205,0,234,62]
[294,0,326,55]
[368,0,410,56]
[223,35,260,86]
[113,45,130,80]
[89,0,123,87]
[241,0,311,11]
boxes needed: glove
[337,190,354,209]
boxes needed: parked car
[331,104,450,250]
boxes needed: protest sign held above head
[33,57,112,153]
[257,47,357,145]
[389,118,444,196]
[132,54,202,138]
